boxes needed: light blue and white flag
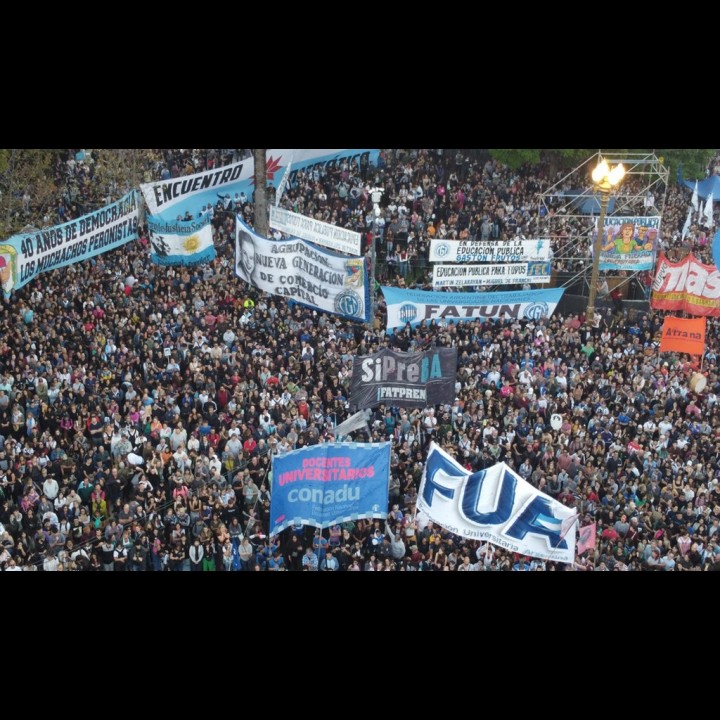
[235,217,369,322]
[147,215,215,266]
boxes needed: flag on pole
[681,207,693,241]
[560,512,579,540]
[703,192,714,228]
[577,523,597,555]
[691,180,699,212]
[274,151,295,207]
[331,409,371,438]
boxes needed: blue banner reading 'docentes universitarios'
[269,442,391,537]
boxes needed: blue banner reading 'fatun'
[381,286,565,333]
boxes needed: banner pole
[275,152,295,208]
[544,513,578,568]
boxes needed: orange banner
[659,316,706,356]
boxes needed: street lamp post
[587,159,625,325]
[369,187,384,330]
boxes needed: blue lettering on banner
[505,496,568,550]
[461,469,517,526]
[421,445,569,553]
[422,465,458,505]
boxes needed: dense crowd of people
[1,147,719,572]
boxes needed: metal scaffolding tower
[537,150,669,300]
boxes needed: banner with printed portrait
[598,215,660,271]
[0,191,139,299]
[235,217,369,322]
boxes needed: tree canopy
[488,148,716,183]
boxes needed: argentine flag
[147,214,215,266]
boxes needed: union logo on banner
[398,304,418,324]
[524,302,549,320]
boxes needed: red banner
[659,316,706,356]
[651,252,720,316]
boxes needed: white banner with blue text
[418,443,576,562]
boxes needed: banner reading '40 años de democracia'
[269,442,391,537]
[381,286,565,333]
[0,191,139,299]
[235,217,369,323]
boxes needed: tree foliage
[489,148,717,184]
[0,149,61,238]
[488,149,595,171]
[656,149,715,183]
